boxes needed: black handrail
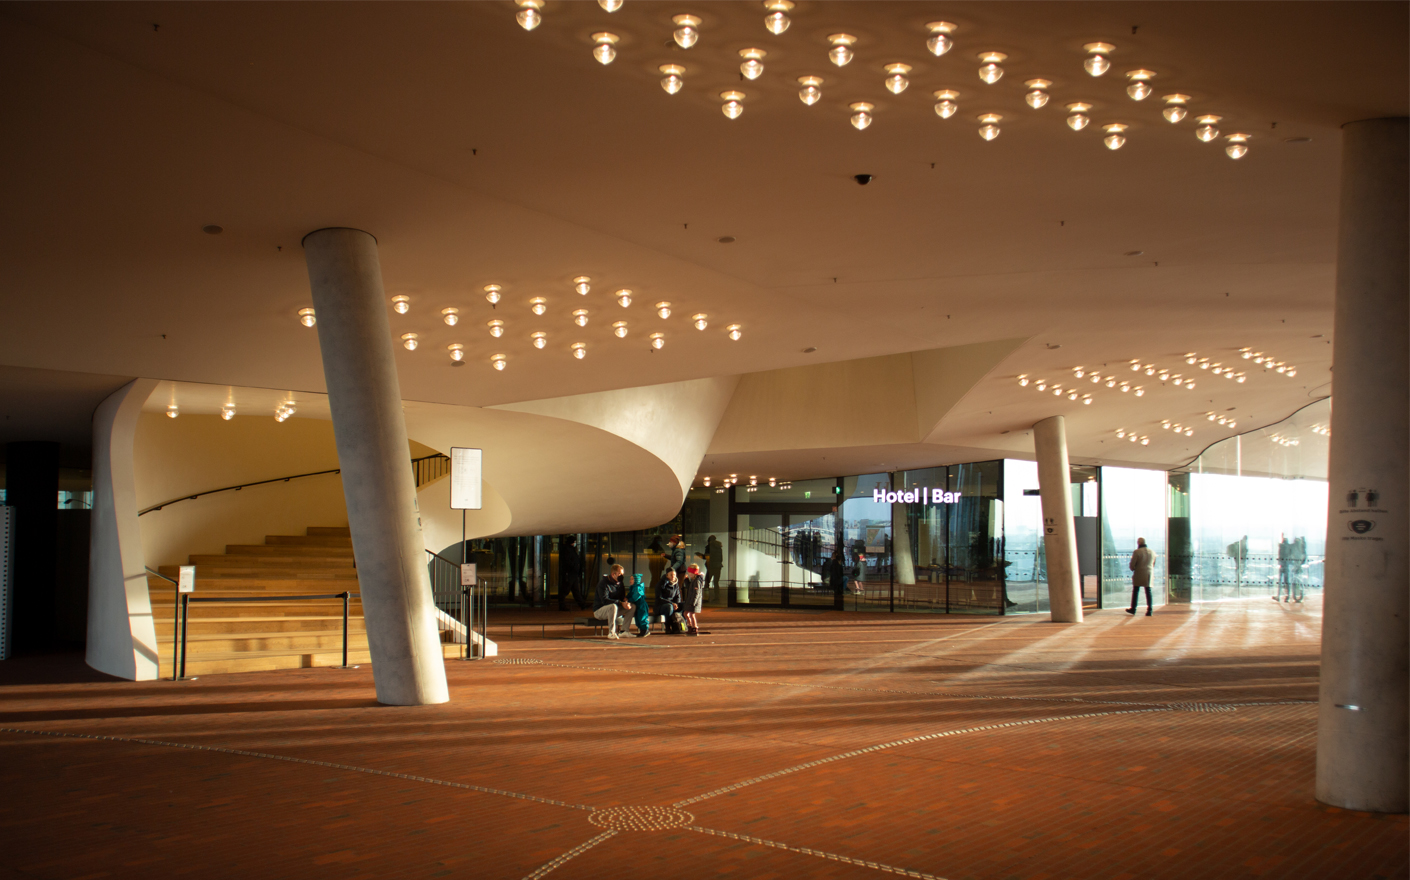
[146,566,182,680]
[139,453,452,516]
[178,591,360,679]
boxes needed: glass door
[782,510,839,606]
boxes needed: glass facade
[1100,466,1168,610]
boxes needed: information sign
[178,565,196,593]
[450,447,483,510]
[460,563,477,587]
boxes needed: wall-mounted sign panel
[178,565,196,593]
[872,488,963,505]
[450,447,483,510]
[460,563,477,587]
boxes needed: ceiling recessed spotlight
[726,323,743,341]
[1066,102,1091,130]
[1225,132,1251,159]
[591,32,619,65]
[1024,78,1052,109]
[391,295,410,314]
[1162,93,1190,122]
[977,112,1002,140]
[401,333,419,351]
[850,102,874,130]
[616,288,633,306]
[672,14,701,49]
[298,307,316,328]
[599,0,623,10]
[1103,123,1128,150]
[1083,42,1114,76]
[797,75,824,106]
[612,321,628,338]
[448,343,465,362]
[571,342,588,359]
[573,309,589,327]
[977,51,1006,84]
[659,64,685,95]
[442,307,459,326]
[573,276,591,295]
[1195,115,1222,142]
[1125,69,1156,100]
[925,21,956,56]
[655,301,672,319]
[221,403,236,420]
[739,47,767,79]
[531,331,547,349]
[166,403,180,419]
[827,33,856,67]
[764,0,793,35]
[491,353,507,371]
[933,89,960,118]
[515,0,543,31]
[484,284,502,306]
[884,62,912,94]
[721,89,745,119]
[487,319,504,337]
[1018,374,1030,386]
[649,332,666,350]
[530,297,547,316]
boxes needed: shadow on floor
[0,650,125,686]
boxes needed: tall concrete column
[303,227,449,706]
[7,441,60,651]
[1315,117,1408,813]
[1033,416,1082,623]
[892,502,916,586]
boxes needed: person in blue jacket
[627,573,651,638]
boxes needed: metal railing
[427,549,488,660]
[146,567,183,680]
[175,591,358,680]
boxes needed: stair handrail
[177,591,361,679]
[139,453,452,516]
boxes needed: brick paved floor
[0,598,1404,880]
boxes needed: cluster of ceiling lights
[1160,420,1196,437]
[164,400,298,422]
[1204,411,1239,429]
[512,3,1251,158]
[298,276,742,369]
[1238,347,1297,376]
[1015,375,1097,402]
[1069,365,1159,393]
[1114,429,1151,445]
[1270,433,1301,448]
[701,473,791,491]
[274,401,297,423]
[1126,359,1199,390]
[1182,352,1250,382]
[1310,423,1330,437]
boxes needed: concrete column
[1315,117,1408,813]
[303,228,449,706]
[7,441,59,650]
[892,502,915,586]
[1033,416,1082,623]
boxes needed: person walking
[656,569,685,634]
[592,564,633,639]
[680,564,704,636]
[1126,537,1155,617]
[627,573,651,638]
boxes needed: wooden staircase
[149,527,461,677]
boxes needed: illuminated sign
[873,488,962,504]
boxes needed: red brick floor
[0,598,1404,880]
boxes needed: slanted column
[1315,117,1408,812]
[303,227,449,706]
[1033,416,1082,623]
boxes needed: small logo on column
[1348,519,1375,534]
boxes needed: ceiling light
[721,90,745,119]
[850,102,874,130]
[933,89,959,118]
[977,52,1006,84]
[491,354,507,371]
[484,284,502,306]
[692,313,708,330]
[1185,381,1196,390]
[448,343,465,363]
[1185,353,1198,364]
[1073,367,1085,378]
[221,404,236,420]
[977,112,1002,140]
[1090,373,1101,383]
[515,0,543,31]
[391,295,410,314]
[1162,94,1190,123]
[673,15,701,49]
[487,319,504,337]
[1066,102,1091,130]
[599,0,623,10]
[885,63,912,95]
[1116,429,1126,438]
[1140,436,1149,445]
[1134,387,1145,396]
[764,0,793,35]
[573,309,589,327]
[1195,115,1222,142]
[532,331,547,349]
[659,64,685,95]
[797,75,824,105]
[616,289,632,307]
[592,32,619,65]
[1106,378,1117,387]
[1125,69,1155,100]
[1144,365,1155,375]
[703,476,712,486]
[1036,380,1047,390]
[1024,79,1051,109]
[1083,42,1114,76]
[574,276,591,295]
[726,324,743,341]
[530,297,547,316]
[442,307,459,326]
[1120,382,1131,391]
[1225,133,1251,159]
[612,321,628,338]
[1067,391,1079,400]
[655,301,672,319]
[166,404,179,419]
[298,307,316,327]
[1082,395,1093,405]
[649,332,665,350]
[828,33,856,66]
[401,333,419,351]
[1018,374,1029,386]
[571,342,588,359]
[1103,123,1127,150]
[925,21,956,56]
[739,48,766,80]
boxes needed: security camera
[854,174,873,185]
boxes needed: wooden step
[155,616,369,636]
[163,630,370,654]
[186,554,355,567]
[307,527,351,538]
[158,642,460,678]
[225,544,356,558]
[265,535,354,548]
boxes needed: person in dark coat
[666,535,687,581]
[656,569,685,633]
[592,564,633,639]
[1126,537,1155,616]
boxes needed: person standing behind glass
[696,535,723,598]
[1126,537,1155,617]
[1275,533,1293,602]
[667,534,687,581]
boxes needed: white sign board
[460,563,477,586]
[178,565,196,593]
[450,447,483,510]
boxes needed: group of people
[592,535,706,638]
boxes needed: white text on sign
[873,488,963,504]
